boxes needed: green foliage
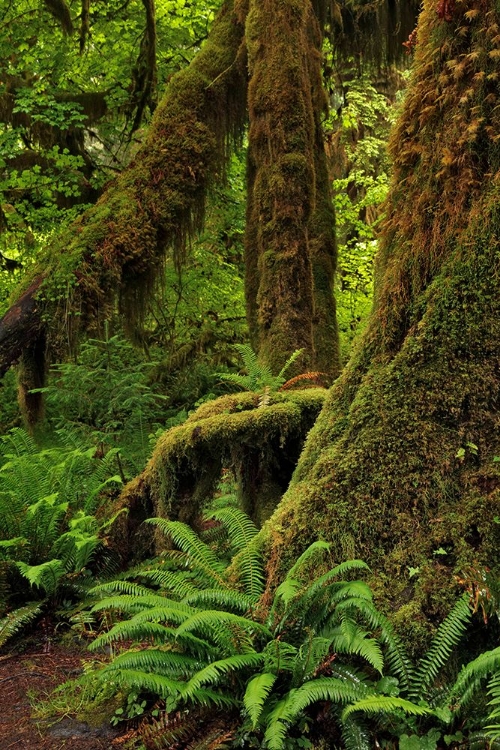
[217,344,305,394]
[0,428,122,643]
[70,519,500,750]
[325,73,397,358]
[36,334,167,473]
[0,601,43,649]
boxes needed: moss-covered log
[261,0,500,646]
[244,0,340,378]
[115,388,326,555]
[0,0,247,388]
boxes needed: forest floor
[0,638,129,749]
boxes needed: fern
[342,695,432,721]
[217,344,304,393]
[17,559,66,596]
[180,652,265,701]
[0,602,43,648]
[146,519,227,587]
[340,715,372,750]
[409,593,472,702]
[243,672,277,727]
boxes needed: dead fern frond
[279,372,328,391]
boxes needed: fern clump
[79,511,478,749]
[0,428,123,647]
[217,344,305,394]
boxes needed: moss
[244,0,339,378]
[260,0,500,642]
[16,0,247,378]
[116,389,326,549]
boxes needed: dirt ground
[0,640,129,750]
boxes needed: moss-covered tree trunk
[262,0,500,645]
[0,0,247,411]
[244,0,340,378]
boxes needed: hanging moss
[261,0,500,649]
[115,389,326,554]
[244,0,340,378]
[10,0,247,382]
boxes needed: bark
[261,0,500,648]
[0,0,247,386]
[244,0,340,378]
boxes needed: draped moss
[261,0,500,647]
[16,0,247,408]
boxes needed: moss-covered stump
[116,389,326,555]
[261,0,500,648]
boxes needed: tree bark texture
[261,0,500,647]
[244,0,340,379]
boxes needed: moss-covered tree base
[261,0,500,649]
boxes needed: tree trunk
[0,0,247,400]
[262,0,500,647]
[244,0,340,378]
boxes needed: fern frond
[184,588,256,614]
[276,349,304,380]
[183,687,238,709]
[292,636,334,685]
[341,695,432,721]
[17,559,66,596]
[340,715,372,750]
[136,568,200,598]
[181,653,265,701]
[207,507,258,553]
[263,693,296,750]
[410,593,471,701]
[145,519,226,586]
[90,580,155,598]
[243,672,277,728]
[104,648,202,678]
[449,645,500,712]
[97,667,182,699]
[486,671,500,740]
[176,610,271,653]
[263,677,365,750]
[0,602,43,648]
[91,593,179,614]
[289,676,367,716]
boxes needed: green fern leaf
[145,519,226,585]
[340,715,371,750]
[410,593,471,701]
[184,588,256,614]
[243,672,277,728]
[104,648,202,678]
[181,652,265,700]
[17,559,66,596]
[0,602,43,648]
[342,695,431,721]
[449,645,500,712]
